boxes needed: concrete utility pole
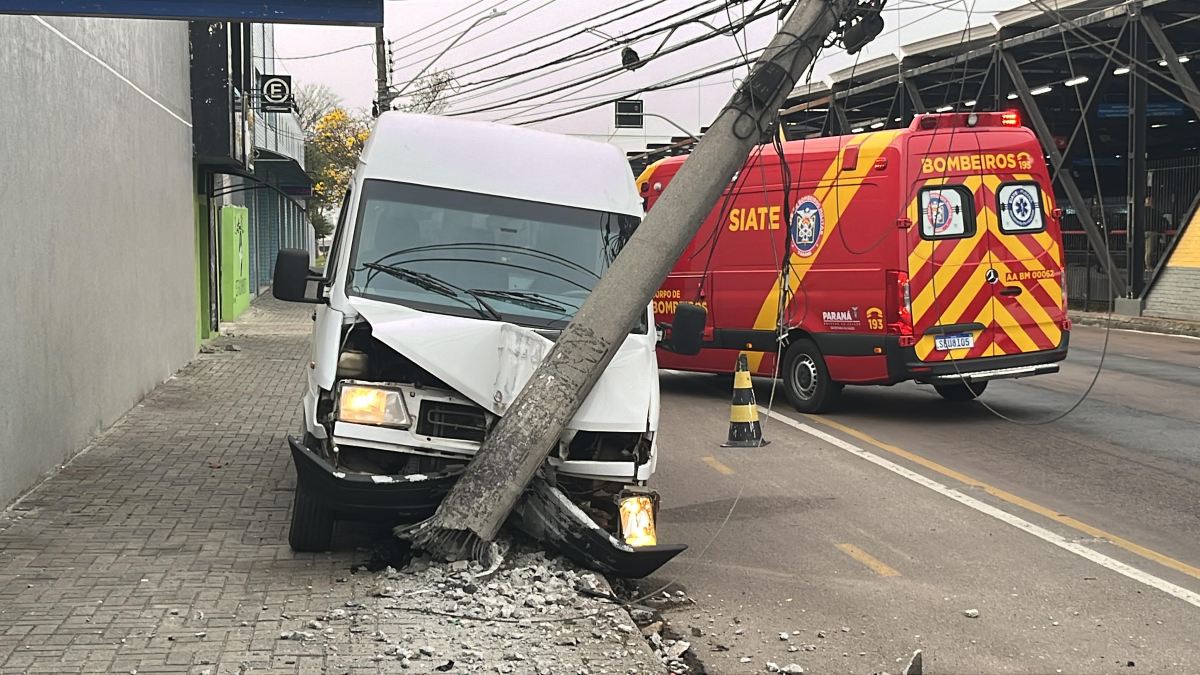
[374,26,391,116]
[410,0,867,561]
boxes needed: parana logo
[822,308,860,323]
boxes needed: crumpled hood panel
[347,297,656,432]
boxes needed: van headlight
[618,492,658,547]
[336,381,410,428]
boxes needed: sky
[273,0,1033,152]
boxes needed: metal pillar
[902,77,927,114]
[1000,49,1129,297]
[1128,17,1148,297]
[1142,14,1200,121]
[831,99,851,135]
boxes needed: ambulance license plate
[935,333,974,351]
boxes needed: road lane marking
[702,456,736,475]
[836,543,901,577]
[762,409,1200,609]
[801,413,1200,583]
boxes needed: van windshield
[347,179,638,329]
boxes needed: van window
[346,179,638,330]
[996,182,1045,234]
[324,189,352,277]
[919,186,975,239]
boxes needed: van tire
[782,339,841,413]
[289,482,335,552]
[934,380,988,401]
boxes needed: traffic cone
[722,353,769,447]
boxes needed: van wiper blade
[362,262,502,321]
[468,289,572,314]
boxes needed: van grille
[415,401,487,442]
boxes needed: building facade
[0,15,198,505]
[0,15,311,506]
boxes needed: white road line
[1113,327,1200,342]
[32,16,192,128]
[763,409,1200,610]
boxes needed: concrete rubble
[276,546,662,673]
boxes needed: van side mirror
[273,248,325,304]
[662,302,706,355]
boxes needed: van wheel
[289,482,334,552]
[934,380,988,401]
[782,340,841,413]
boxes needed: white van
[272,113,699,577]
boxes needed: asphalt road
[646,326,1200,674]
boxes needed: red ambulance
[644,111,1070,412]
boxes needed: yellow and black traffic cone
[722,353,769,447]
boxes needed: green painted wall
[219,205,251,322]
[195,196,212,343]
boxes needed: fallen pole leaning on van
[407,0,880,563]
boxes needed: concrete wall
[0,15,196,505]
[1145,199,1200,320]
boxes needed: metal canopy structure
[0,0,384,25]
[776,0,1200,307]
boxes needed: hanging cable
[446,1,787,117]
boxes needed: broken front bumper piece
[513,478,687,579]
[290,438,458,523]
[289,436,686,578]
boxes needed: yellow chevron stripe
[744,131,903,372]
[989,260,1061,348]
[992,296,1042,354]
[916,297,991,360]
[910,235,983,321]
[910,176,992,359]
[989,228,1064,301]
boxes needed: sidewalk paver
[0,298,660,674]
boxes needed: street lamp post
[391,9,506,102]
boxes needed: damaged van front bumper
[289,437,685,578]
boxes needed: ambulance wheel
[934,380,988,401]
[289,482,334,552]
[782,340,841,413]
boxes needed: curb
[1070,311,1200,339]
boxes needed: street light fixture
[391,9,506,100]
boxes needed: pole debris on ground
[405,0,886,563]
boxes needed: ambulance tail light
[886,270,916,347]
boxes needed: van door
[906,136,998,362]
[982,177,1065,356]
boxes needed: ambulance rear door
[906,129,999,363]
[974,135,1066,357]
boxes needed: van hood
[346,297,656,433]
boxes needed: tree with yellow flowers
[300,107,370,237]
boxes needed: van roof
[360,113,643,218]
[647,112,1033,173]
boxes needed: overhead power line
[498,47,767,124]
[387,0,549,70]
[397,0,738,103]
[275,42,373,61]
[446,0,785,117]
[411,0,665,81]
[511,49,767,126]
[385,0,513,64]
